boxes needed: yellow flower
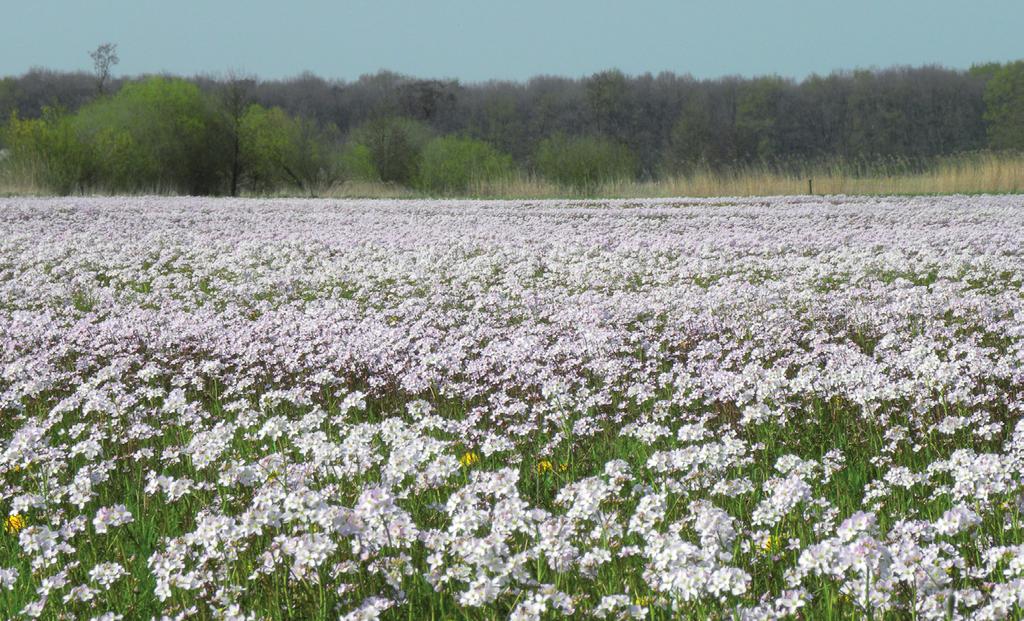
[633,594,652,607]
[459,451,480,468]
[558,462,569,472]
[536,459,553,474]
[4,514,26,534]
[760,535,780,554]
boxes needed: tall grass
[3,150,1023,198]
[326,152,1024,199]
[0,152,43,196]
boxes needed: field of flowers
[0,195,1023,620]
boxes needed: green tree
[347,117,432,185]
[735,77,786,161]
[338,143,378,182]
[983,61,1024,150]
[469,91,523,160]
[238,105,298,192]
[533,133,636,194]
[238,104,340,195]
[969,62,1003,82]
[667,92,715,172]
[417,135,514,194]
[74,77,225,193]
[585,69,630,140]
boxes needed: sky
[3,0,1021,83]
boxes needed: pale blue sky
[4,0,1021,81]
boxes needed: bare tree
[89,43,119,95]
[217,71,257,196]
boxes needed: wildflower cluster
[0,195,1022,619]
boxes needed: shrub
[347,117,432,186]
[2,81,343,196]
[74,77,225,194]
[533,134,636,193]
[3,108,93,194]
[338,143,379,182]
[417,136,514,194]
[239,104,342,195]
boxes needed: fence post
[808,178,813,195]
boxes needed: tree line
[1,59,1023,195]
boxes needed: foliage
[533,133,637,193]
[347,116,432,185]
[73,77,225,193]
[239,104,340,194]
[1,61,1021,195]
[238,104,298,192]
[2,108,92,194]
[1,78,344,195]
[416,135,513,194]
[214,74,257,197]
[584,69,631,141]
[338,143,379,182]
[735,77,787,161]
[666,91,716,172]
[0,63,1002,173]
[983,61,1024,150]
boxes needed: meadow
[0,195,1023,620]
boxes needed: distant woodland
[1,59,1023,195]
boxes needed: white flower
[93,505,133,534]
[89,562,128,588]
[0,567,18,590]
[63,584,98,603]
[934,504,980,536]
